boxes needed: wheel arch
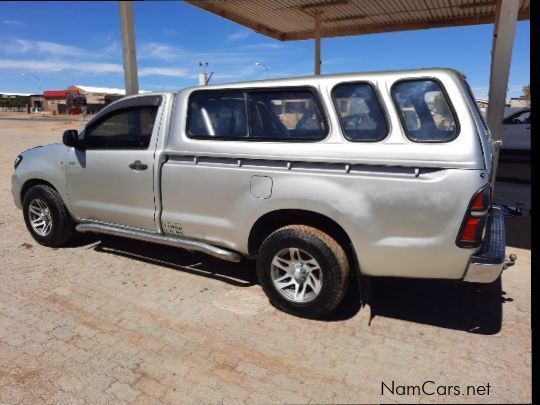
[248,209,359,273]
[20,178,59,202]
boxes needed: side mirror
[63,129,80,148]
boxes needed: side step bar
[76,223,242,263]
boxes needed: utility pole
[119,1,139,95]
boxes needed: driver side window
[85,106,159,149]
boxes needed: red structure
[43,89,78,99]
[42,88,80,115]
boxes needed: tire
[256,225,349,318]
[22,184,75,247]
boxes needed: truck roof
[177,67,463,94]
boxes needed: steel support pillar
[487,0,519,141]
[486,0,519,187]
[314,11,322,75]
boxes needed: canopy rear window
[331,82,388,142]
[392,79,459,142]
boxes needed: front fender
[11,143,70,214]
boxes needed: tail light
[457,185,491,248]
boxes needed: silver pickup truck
[11,68,514,318]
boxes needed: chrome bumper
[463,206,514,283]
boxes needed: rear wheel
[22,185,75,247]
[256,225,349,318]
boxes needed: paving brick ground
[0,119,531,404]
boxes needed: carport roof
[186,0,530,41]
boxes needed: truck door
[66,95,163,231]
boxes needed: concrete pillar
[486,0,519,187]
[119,1,139,95]
[486,0,519,141]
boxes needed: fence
[0,106,28,112]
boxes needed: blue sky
[0,1,530,98]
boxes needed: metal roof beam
[298,0,349,11]
[282,10,530,40]
[322,14,366,23]
[187,0,285,41]
[459,1,496,9]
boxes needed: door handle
[129,160,148,171]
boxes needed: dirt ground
[0,112,87,121]
[0,118,531,404]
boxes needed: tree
[0,96,28,108]
[430,92,451,117]
[522,84,530,100]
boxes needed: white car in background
[502,107,530,151]
[494,106,531,215]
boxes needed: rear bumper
[462,206,506,283]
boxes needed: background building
[72,85,127,115]
[0,91,42,113]
[40,85,145,115]
[475,97,512,118]
[42,88,79,115]
[509,97,530,108]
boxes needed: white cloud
[34,40,87,57]
[3,20,23,26]
[139,41,256,66]
[139,42,183,61]
[0,37,306,86]
[139,67,190,77]
[226,30,250,41]
[0,59,123,74]
[0,39,33,54]
[100,42,121,58]
[0,38,87,57]
[240,43,282,50]
[0,58,194,78]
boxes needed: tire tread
[22,184,75,247]
[256,225,349,318]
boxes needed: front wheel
[22,184,76,247]
[256,225,349,318]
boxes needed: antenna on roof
[198,61,214,86]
